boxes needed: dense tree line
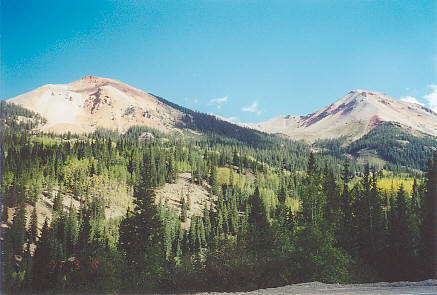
[314,122,437,171]
[349,123,437,171]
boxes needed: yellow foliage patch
[377,178,415,196]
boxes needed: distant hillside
[313,122,437,170]
[151,94,283,148]
[0,100,47,131]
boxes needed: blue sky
[2,0,437,122]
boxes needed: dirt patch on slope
[155,172,212,229]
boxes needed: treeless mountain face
[7,75,184,134]
[251,90,437,141]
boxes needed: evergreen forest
[1,101,436,293]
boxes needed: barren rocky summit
[8,75,184,134]
[251,90,437,142]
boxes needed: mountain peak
[339,89,396,107]
[345,90,390,103]
[72,75,114,86]
[253,90,437,141]
[349,89,381,95]
[7,76,184,134]
[80,75,105,81]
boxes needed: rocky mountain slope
[251,90,437,141]
[7,75,184,134]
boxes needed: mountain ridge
[6,76,279,148]
[250,89,437,141]
[7,77,437,143]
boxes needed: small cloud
[210,96,228,110]
[242,101,262,115]
[400,96,424,106]
[423,85,437,112]
[211,96,228,104]
[226,116,239,122]
[193,98,199,104]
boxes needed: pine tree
[247,186,271,257]
[278,185,287,204]
[53,191,64,213]
[32,219,53,291]
[209,166,219,196]
[196,166,202,186]
[354,164,372,264]
[393,184,415,280]
[203,203,212,242]
[232,149,239,167]
[420,152,437,279]
[180,196,187,222]
[166,152,177,183]
[186,192,191,211]
[128,149,138,175]
[300,152,324,226]
[411,179,420,223]
[272,201,293,257]
[409,178,421,275]
[9,202,26,255]
[118,209,135,261]
[66,202,78,256]
[77,206,92,260]
[189,217,198,252]
[28,206,38,244]
[118,149,165,291]
[324,165,340,227]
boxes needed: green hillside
[314,122,437,171]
